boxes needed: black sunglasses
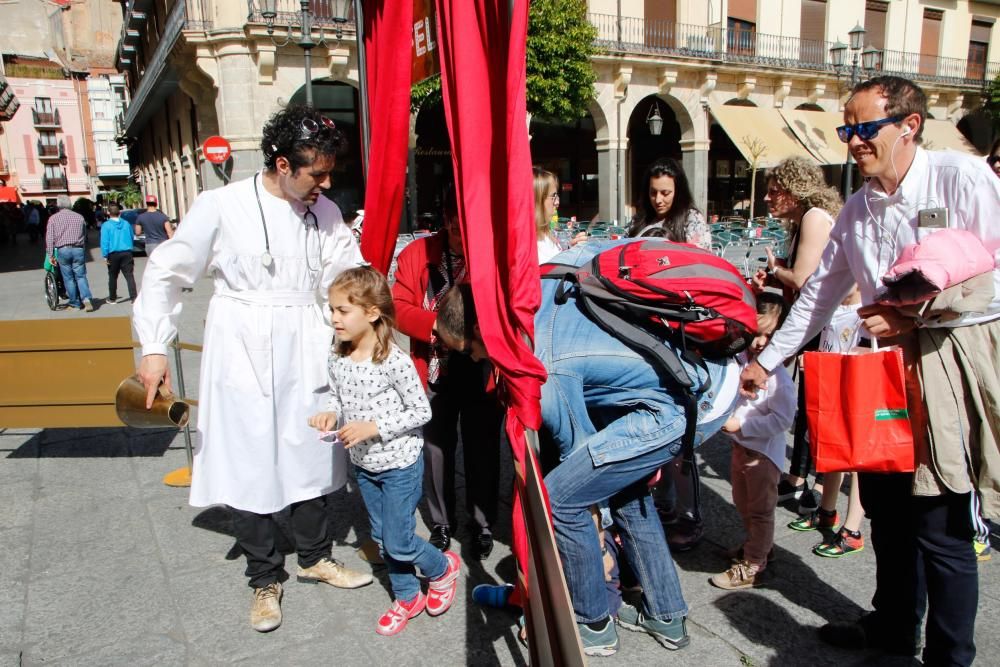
[836,116,902,143]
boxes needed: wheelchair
[44,253,67,310]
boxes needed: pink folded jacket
[879,228,996,306]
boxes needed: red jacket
[391,233,496,394]
[392,234,449,388]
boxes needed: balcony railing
[42,175,67,191]
[37,140,66,161]
[246,0,357,33]
[589,14,1000,88]
[32,108,61,127]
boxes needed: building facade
[2,57,92,203]
[0,0,125,204]
[114,0,999,224]
[87,73,131,192]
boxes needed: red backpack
[542,239,758,461]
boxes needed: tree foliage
[525,0,597,122]
[106,181,143,209]
[411,0,598,122]
[984,75,1000,132]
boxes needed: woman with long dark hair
[628,158,711,250]
[633,158,711,551]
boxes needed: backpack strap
[576,295,705,467]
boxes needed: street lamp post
[830,23,882,198]
[254,0,353,108]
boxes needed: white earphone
[901,126,912,137]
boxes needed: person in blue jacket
[99,203,137,303]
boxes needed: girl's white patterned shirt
[325,344,431,473]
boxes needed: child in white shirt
[309,266,461,636]
[711,293,796,589]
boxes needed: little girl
[309,266,461,636]
[711,293,797,590]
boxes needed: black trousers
[859,472,978,666]
[423,356,503,533]
[788,335,821,480]
[230,495,332,589]
[106,250,137,301]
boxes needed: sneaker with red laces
[813,527,865,558]
[376,593,426,636]
[426,551,461,616]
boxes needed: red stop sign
[202,136,232,165]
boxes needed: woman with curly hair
[755,156,842,299]
[752,156,865,558]
[628,158,712,249]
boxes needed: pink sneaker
[426,551,461,616]
[376,593,425,636]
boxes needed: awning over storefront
[709,103,819,169]
[0,187,21,203]
[779,109,848,165]
[921,119,980,155]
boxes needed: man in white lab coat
[134,106,372,632]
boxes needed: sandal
[813,527,864,558]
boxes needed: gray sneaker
[83,298,94,312]
[577,617,619,657]
[617,602,690,650]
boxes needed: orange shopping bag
[803,340,915,473]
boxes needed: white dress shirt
[729,355,797,469]
[759,148,1000,372]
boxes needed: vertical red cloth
[358,0,414,273]
[434,0,547,597]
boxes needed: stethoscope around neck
[253,172,320,271]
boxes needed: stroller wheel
[45,272,59,310]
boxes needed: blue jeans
[535,270,734,623]
[546,410,729,623]
[355,457,448,602]
[56,246,93,307]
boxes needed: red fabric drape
[358,0,414,273]
[434,0,547,597]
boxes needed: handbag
[803,338,915,473]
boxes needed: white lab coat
[133,173,364,513]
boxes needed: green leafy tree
[411,0,598,122]
[106,181,143,209]
[525,0,597,122]
[984,75,1000,133]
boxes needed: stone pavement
[1,233,997,666]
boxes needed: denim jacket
[537,239,734,466]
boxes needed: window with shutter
[645,0,677,50]
[967,20,992,80]
[800,0,826,65]
[919,9,943,76]
[728,18,755,56]
[864,1,888,51]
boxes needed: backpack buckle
[619,265,631,280]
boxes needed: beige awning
[709,103,819,169]
[921,119,980,155]
[779,109,849,165]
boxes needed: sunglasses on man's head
[299,116,337,140]
[836,116,902,143]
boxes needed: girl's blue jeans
[355,457,448,602]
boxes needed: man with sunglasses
[742,76,1000,666]
[133,106,372,633]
